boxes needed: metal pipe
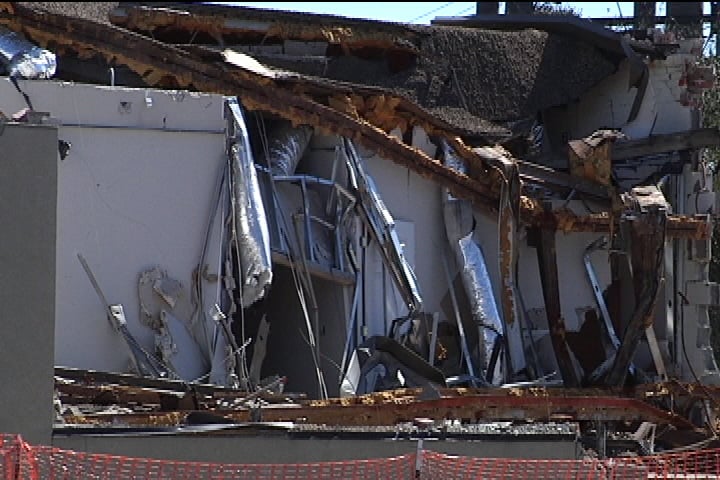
[429,312,440,367]
[299,178,314,263]
[262,171,356,203]
[440,248,478,385]
[583,237,621,349]
[339,278,361,381]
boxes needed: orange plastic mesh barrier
[0,448,16,480]
[1,435,417,480]
[420,449,720,479]
[5,433,720,480]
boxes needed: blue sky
[215,2,687,24]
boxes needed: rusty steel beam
[56,383,202,411]
[470,146,529,374]
[0,4,711,239]
[55,383,300,411]
[522,202,709,240]
[63,393,696,429]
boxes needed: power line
[408,2,455,23]
[454,5,476,16]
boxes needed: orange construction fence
[3,433,720,479]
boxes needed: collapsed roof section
[108,3,619,130]
[0,1,710,239]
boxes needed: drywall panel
[54,126,226,373]
[0,79,230,375]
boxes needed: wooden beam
[613,128,720,161]
[605,186,668,386]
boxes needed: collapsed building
[1,0,720,470]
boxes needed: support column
[633,2,656,30]
[605,186,668,386]
[476,2,499,16]
[528,204,580,388]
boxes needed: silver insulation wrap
[0,27,56,79]
[227,100,273,307]
[267,123,313,176]
[457,232,504,385]
[441,139,503,385]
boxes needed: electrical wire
[188,337,252,384]
[298,327,357,393]
[408,2,455,23]
[190,152,228,362]
[453,5,476,17]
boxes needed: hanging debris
[0,25,55,78]
[226,98,273,308]
[441,140,504,385]
[568,129,626,186]
[344,138,423,314]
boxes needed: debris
[568,129,626,186]
[226,98,273,307]
[1,0,719,462]
[0,25,55,78]
[77,254,177,380]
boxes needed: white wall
[357,146,448,331]
[548,53,700,144]
[0,79,227,373]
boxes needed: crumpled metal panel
[345,139,423,314]
[0,26,55,78]
[266,123,313,176]
[227,99,273,307]
[441,140,503,385]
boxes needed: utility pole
[633,2,656,31]
[475,2,499,16]
[506,2,535,15]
